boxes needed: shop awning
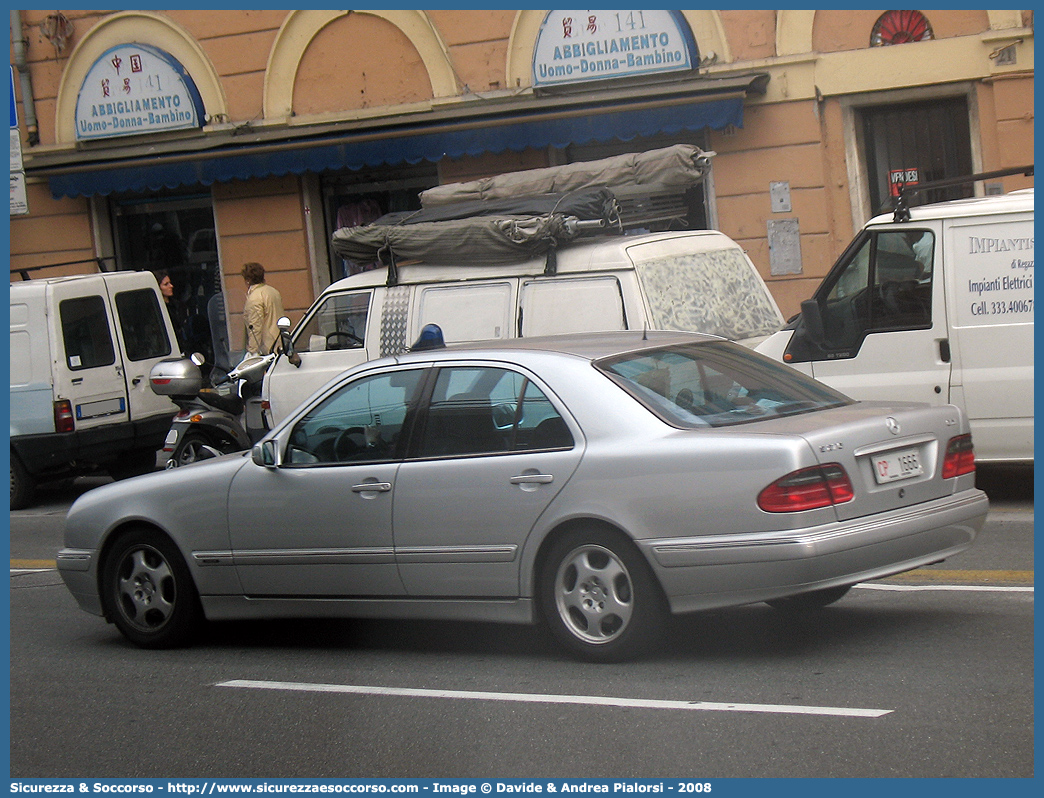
[39,73,767,199]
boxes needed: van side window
[295,291,371,352]
[115,289,173,361]
[819,230,934,350]
[415,367,572,458]
[520,277,624,336]
[59,295,116,370]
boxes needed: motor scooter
[149,317,298,467]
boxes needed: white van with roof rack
[263,227,784,426]
[756,168,1033,464]
[262,146,785,426]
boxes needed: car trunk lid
[755,401,964,521]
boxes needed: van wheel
[10,454,36,511]
[108,449,157,480]
[539,527,666,662]
[100,528,202,648]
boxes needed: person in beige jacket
[241,262,285,355]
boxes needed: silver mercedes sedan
[58,331,987,661]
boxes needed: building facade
[10,9,1034,358]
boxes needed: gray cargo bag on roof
[418,144,713,206]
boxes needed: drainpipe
[10,9,40,145]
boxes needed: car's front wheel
[766,584,853,612]
[101,528,202,648]
[539,527,666,662]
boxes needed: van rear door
[108,280,180,422]
[50,277,132,431]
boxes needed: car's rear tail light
[54,399,75,433]
[942,434,975,479]
[758,464,854,513]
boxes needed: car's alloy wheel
[102,528,201,648]
[540,528,665,662]
[766,584,853,612]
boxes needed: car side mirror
[251,440,280,468]
[276,316,301,368]
[800,299,826,347]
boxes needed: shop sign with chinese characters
[74,43,205,141]
[533,10,698,88]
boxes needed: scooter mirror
[276,317,301,367]
[189,352,207,366]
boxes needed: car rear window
[597,340,852,427]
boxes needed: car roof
[393,330,721,364]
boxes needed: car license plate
[872,447,924,484]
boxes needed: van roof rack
[330,145,715,285]
[893,165,1034,222]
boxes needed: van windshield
[631,247,782,340]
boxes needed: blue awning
[47,93,747,199]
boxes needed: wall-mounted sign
[533,10,698,89]
[11,65,28,216]
[75,43,205,140]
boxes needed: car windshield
[597,340,852,428]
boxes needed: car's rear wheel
[101,528,202,648]
[766,585,853,612]
[539,527,666,662]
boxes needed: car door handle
[351,481,392,493]
[510,474,554,485]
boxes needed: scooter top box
[149,357,202,397]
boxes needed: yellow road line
[11,559,56,569]
[881,568,1033,585]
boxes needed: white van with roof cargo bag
[9,271,179,508]
[262,146,785,426]
[756,167,1033,464]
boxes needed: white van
[756,188,1033,464]
[10,271,180,508]
[263,229,784,426]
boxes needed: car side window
[294,291,371,352]
[819,229,934,350]
[286,368,423,465]
[415,366,572,458]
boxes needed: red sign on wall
[889,168,920,196]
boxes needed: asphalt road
[7,465,1034,779]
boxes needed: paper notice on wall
[10,169,28,216]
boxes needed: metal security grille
[862,97,974,215]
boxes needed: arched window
[870,10,934,47]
